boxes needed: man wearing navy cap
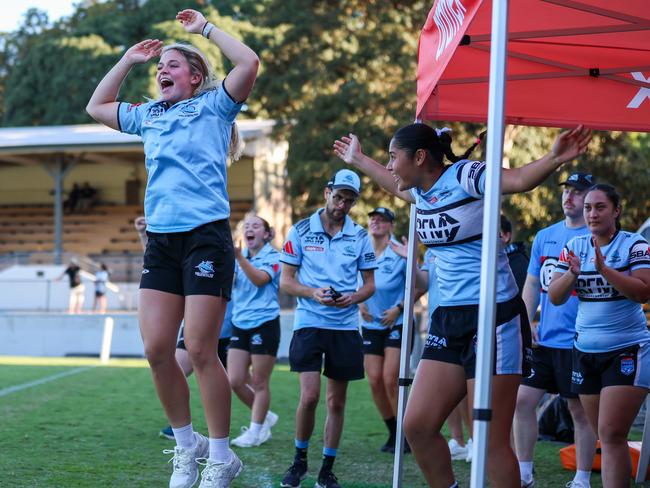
[514,172,597,488]
[279,169,377,488]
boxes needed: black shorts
[421,296,531,380]
[571,343,650,395]
[140,220,234,297]
[289,328,364,381]
[229,317,281,356]
[362,325,410,356]
[176,324,230,368]
[522,345,577,398]
[95,291,105,298]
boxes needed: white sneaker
[197,450,243,488]
[164,432,209,488]
[521,478,535,488]
[264,410,279,428]
[231,425,271,447]
[447,439,468,461]
[566,481,590,488]
[465,438,473,463]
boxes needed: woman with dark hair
[86,7,259,488]
[228,214,282,448]
[334,123,591,487]
[549,184,650,487]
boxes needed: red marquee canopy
[417,0,650,132]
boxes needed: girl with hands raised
[87,7,259,488]
[549,184,650,487]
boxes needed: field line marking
[0,366,94,397]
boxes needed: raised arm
[501,125,592,194]
[333,134,415,203]
[176,9,259,102]
[234,243,272,287]
[86,40,163,130]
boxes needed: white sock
[519,461,534,482]
[209,437,231,463]
[172,423,196,450]
[249,422,263,436]
[573,470,591,485]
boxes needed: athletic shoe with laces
[264,410,279,428]
[197,449,243,488]
[160,425,175,440]
[565,481,590,488]
[280,460,308,488]
[231,425,271,447]
[163,432,209,488]
[315,468,342,488]
[465,438,473,463]
[447,439,468,461]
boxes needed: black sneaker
[280,460,308,488]
[380,436,395,453]
[315,469,341,488]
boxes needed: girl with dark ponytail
[334,123,591,488]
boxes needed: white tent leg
[635,395,650,483]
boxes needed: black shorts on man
[140,219,234,297]
[229,317,281,356]
[289,328,364,381]
[523,345,577,398]
[422,295,531,379]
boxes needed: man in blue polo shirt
[279,169,377,488]
[513,172,598,488]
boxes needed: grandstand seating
[0,201,253,280]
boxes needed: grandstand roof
[0,120,276,165]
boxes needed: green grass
[0,357,647,487]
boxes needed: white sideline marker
[0,367,92,397]
[100,316,115,364]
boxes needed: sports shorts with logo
[176,323,230,368]
[229,317,281,356]
[523,345,577,398]
[141,219,234,297]
[571,342,650,395]
[289,328,364,381]
[361,325,412,356]
[422,295,531,379]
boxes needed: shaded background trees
[1,0,647,242]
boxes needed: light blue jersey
[556,231,650,352]
[410,160,518,306]
[422,249,440,318]
[118,82,242,233]
[281,209,377,331]
[362,243,406,330]
[528,221,589,348]
[232,243,281,330]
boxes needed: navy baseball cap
[328,169,361,195]
[559,172,595,191]
[368,207,395,222]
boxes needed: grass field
[0,356,647,487]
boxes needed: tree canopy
[1,0,647,242]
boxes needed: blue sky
[2,1,76,33]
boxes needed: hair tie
[435,127,452,137]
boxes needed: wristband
[202,22,215,39]
[397,303,404,312]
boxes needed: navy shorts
[141,220,234,297]
[523,345,577,398]
[229,317,281,356]
[289,328,364,381]
[421,295,531,379]
[362,325,411,356]
[571,343,650,395]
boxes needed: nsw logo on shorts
[195,260,215,278]
[620,356,635,376]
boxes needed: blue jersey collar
[244,242,273,260]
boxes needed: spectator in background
[78,182,98,213]
[93,263,110,314]
[64,183,81,214]
[56,258,84,313]
[500,214,529,295]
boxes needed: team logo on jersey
[389,329,401,340]
[343,245,356,257]
[195,260,215,278]
[251,334,263,346]
[180,103,198,117]
[283,241,297,257]
[149,105,165,118]
[539,257,558,292]
[571,371,584,385]
[608,251,621,263]
[620,356,635,376]
[428,195,439,204]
